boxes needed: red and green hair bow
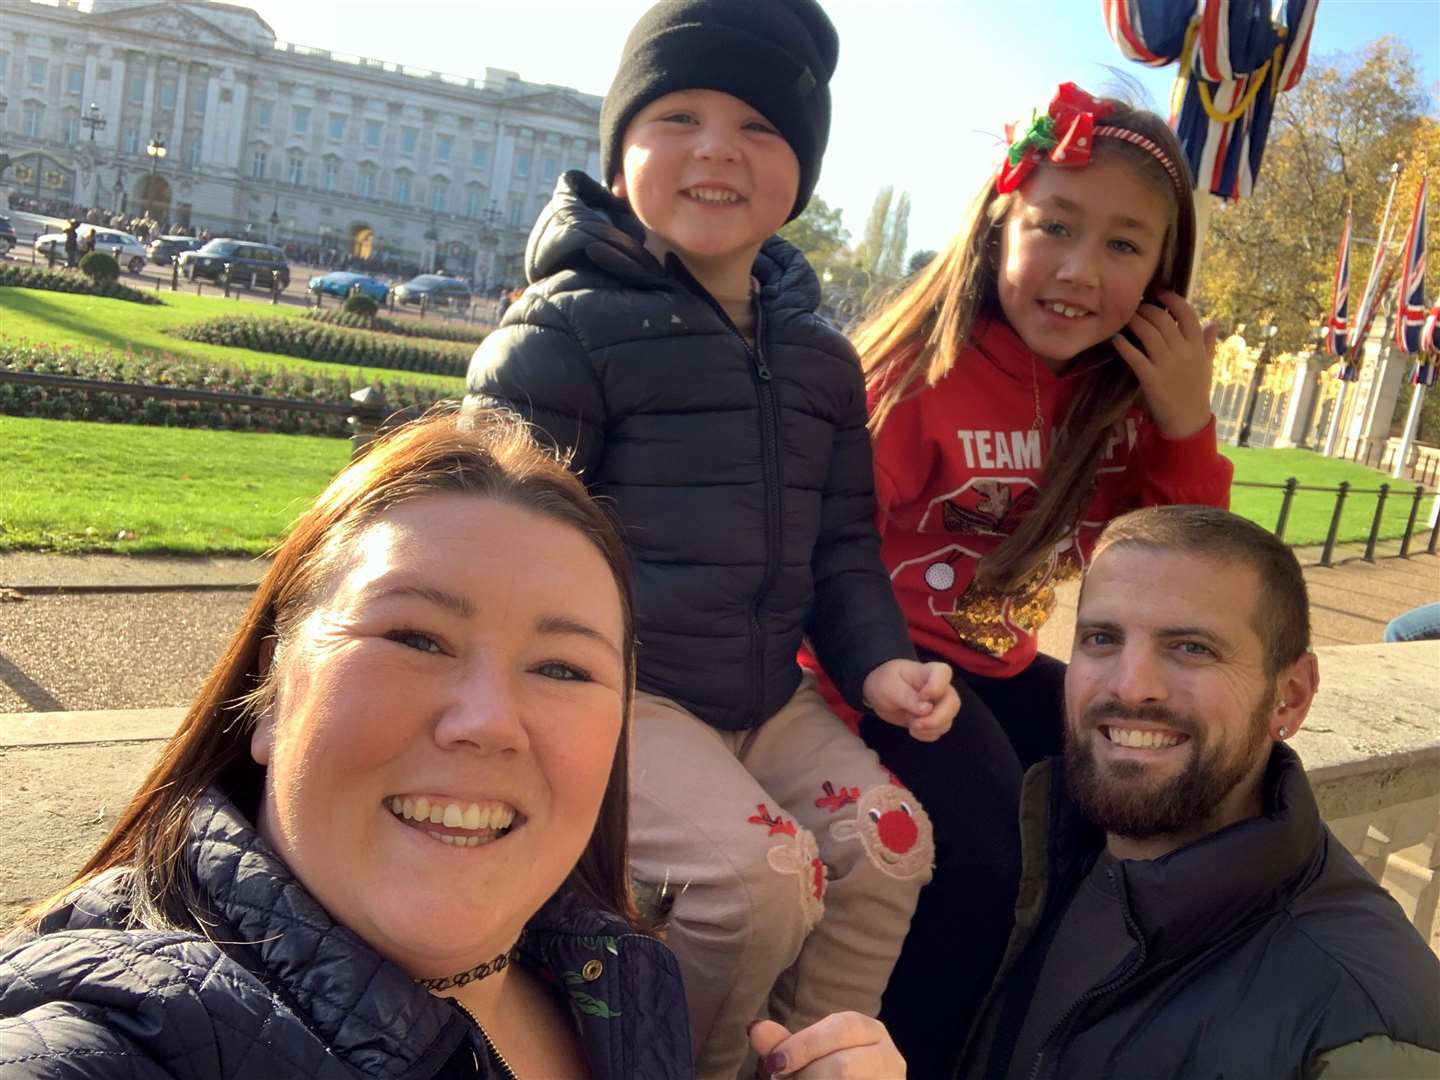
[996,83,1115,194]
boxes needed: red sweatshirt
[804,318,1232,710]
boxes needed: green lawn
[0,287,466,394]
[2,414,1433,556]
[1,415,349,554]
[1222,447,1435,547]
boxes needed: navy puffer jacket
[467,172,912,731]
[0,790,692,1079]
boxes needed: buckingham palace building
[0,0,604,285]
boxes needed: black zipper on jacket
[1026,865,1148,1080]
[664,255,782,727]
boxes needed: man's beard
[1064,691,1273,842]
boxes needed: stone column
[138,55,157,150]
[1273,352,1323,449]
[170,62,188,152]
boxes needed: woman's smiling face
[250,493,626,978]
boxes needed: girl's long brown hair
[858,98,1196,592]
[19,409,645,935]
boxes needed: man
[959,505,1439,1080]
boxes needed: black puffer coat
[0,790,692,1080]
[960,745,1440,1080]
[467,172,912,731]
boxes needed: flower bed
[0,264,163,304]
[173,315,470,377]
[0,341,451,436]
[307,308,490,345]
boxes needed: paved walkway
[2,549,1436,713]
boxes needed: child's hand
[862,659,958,742]
[749,1013,906,1078]
[1112,289,1219,440]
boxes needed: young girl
[804,84,1233,1075]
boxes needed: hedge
[0,341,452,437]
[173,315,471,377]
[0,264,164,304]
[307,308,489,345]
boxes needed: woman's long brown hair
[857,98,1196,593]
[18,409,645,934]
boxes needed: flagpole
[1323,162,1402,458]
[1392,382,1426,479]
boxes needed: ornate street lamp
[1237,323,1280,448]
[145,134,167,214]
[81,102,106,144]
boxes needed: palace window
[471,143,490,169]
[255,100,273,128]
[66,66,83,95]
[329,114,345,140]
[292,106,310,136]
[288,155,304,186]
[323,160,338,191]
[395,173,412,204]
[358,168,375,198]
[250,149,267,179]
[159,79,176,110]
[364,119,381,148]
[23,105,43,139]
[400,126,418,155]
[431,179,448,211]
[127,72,146,104]
[436,133,452,163]
[28,58,47,88]
[63,113,80,145]
[514,150,531,178]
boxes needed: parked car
[177,239,291,288]
[307,270,390,303]
[148,235,203,266]
[393,274,472,309]
[0,215,17,257]
[35,226,148,273]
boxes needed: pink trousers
[629,676,934,1079]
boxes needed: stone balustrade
[1,643,1436,951]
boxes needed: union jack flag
[1323,208,1352,357]
[1413,305,1439,386]
[1394,177,1429,355]
[1105,0,1320,201]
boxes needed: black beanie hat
[600,0,838,222]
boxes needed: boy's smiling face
[612,89,799,288]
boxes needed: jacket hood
[526,170,823,311]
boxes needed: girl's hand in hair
[1112,289,1219,440]
[862,659,958,742]
[749,1013,906,1078]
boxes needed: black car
[0,215,17,256]
[393,274,472,309]
[148,235,203,266]
[177,239,291,288]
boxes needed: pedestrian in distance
[467,1,955,1075]
[800,82,1234,1075]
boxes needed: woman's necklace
[416,944,520,991]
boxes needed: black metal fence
[1239,477,1439,566]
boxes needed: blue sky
[233,0,1438,252]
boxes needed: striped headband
[1092,125,1185,193]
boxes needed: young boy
[466,2,958,1074]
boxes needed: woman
[1,411,681,1078]
[0,410,906,1079]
